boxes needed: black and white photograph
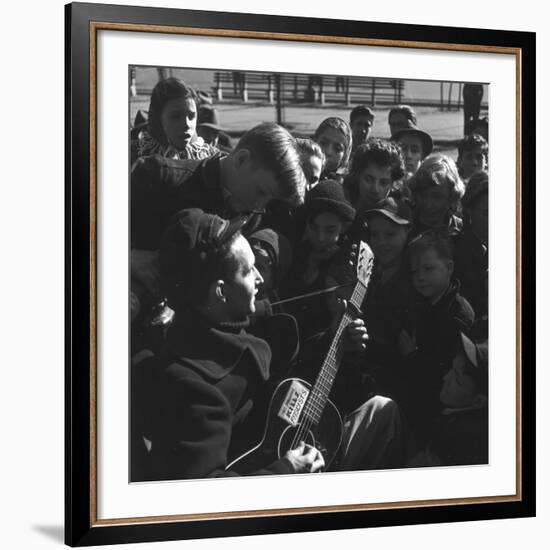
[129,65,490,482]
[60,3,536,545]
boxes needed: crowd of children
[130,76,490,479]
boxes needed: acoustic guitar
[227,241,375,473]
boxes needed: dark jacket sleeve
[150,366,292,480]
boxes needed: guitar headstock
[356,241,375,289]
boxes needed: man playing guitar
[134,208,401,481]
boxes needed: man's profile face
[223,235,264,320]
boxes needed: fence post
[319,76,325,105]
[275,73,283,125]
[215,72,223,101]
[130,67,137,97]
[371,78,376,108]
[242,73,248,103]
[293,75,298,101]
[267,74,274,104]
[345,77,351,106]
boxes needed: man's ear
[447,259,455,275]
[208,279,227,304]
[215,280,226,302]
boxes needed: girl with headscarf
[135,77,218,161]
[313,117,353,184]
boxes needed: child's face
[358,163,394,206]
[368,214,409,268]
[398,134,424,175]
[389,112,411,136]
[469,193,489,245]
[160,97,197,149]
[351,115,373,148]
[411,248,453,301]
[305,212,345,258]
[317,127,347,172]
[231,154,282,212]
[302,155,323,191]
[439,350,478,408]
[459,146,488,179]
[252,245,275,296]
[415,183,452,227]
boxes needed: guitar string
[289,252,372,450]
[289,280,368,452]
[290,296,360,449]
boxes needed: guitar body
[227,378,344,474]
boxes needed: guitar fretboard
[301,281,368,425]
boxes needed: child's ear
[234,148,251,169]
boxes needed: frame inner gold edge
[87,19,523,526]
[92,21,520,55]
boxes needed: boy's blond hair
[409,154,465,213]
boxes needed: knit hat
[392,123,434,158]
[248,229,293,284]
[365,197,412,225]
[160,208,252,301]
[304,179,356,223]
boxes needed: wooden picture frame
[65,1,535,545]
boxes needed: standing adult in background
[462,83,484,136]
[134,77,218,163]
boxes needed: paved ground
[131,96,464,158]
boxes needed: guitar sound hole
[277,424,316,458]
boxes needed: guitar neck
[302,281,368,425]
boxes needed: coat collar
[165,311,271,381]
